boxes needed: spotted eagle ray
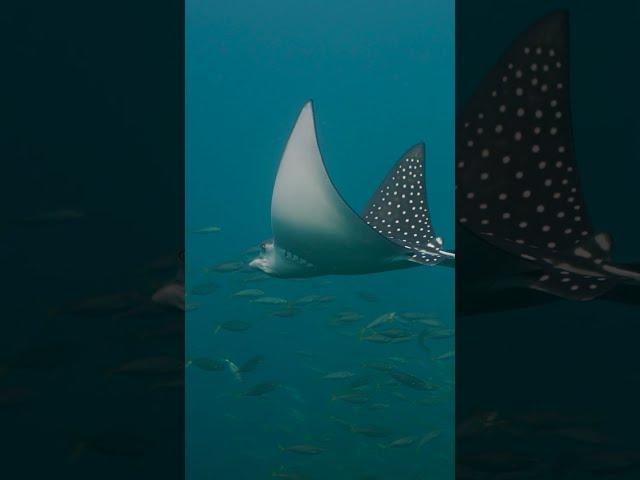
[456,10,640,312]
[250,101,454,278]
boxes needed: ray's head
[249,239,277,274]
[249,239,316,278]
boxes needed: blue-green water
[186,1,454,478]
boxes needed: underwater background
[186,1,455,479]
[2,1,639,479]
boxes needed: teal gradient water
[187,1,454,478]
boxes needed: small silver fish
[232,288,265,298]
[251,296,288,305]
[204,261,244,273]
[416,318,443,327]
[292,294,322,305]
[365,312,396,330]
[193,226,222,234]
[418,430,441,448]
[380,436,418,449]
[423,328,455,339]
[331,311,364,324]
[224,359,242,382]
[360,332,393,344]
[435,351,455,361]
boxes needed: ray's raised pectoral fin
[456,10,595,254]
[361,142,451,266]
[270,101,401,266]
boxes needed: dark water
[2,1,184,478]
[186,1,455,479]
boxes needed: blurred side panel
[457,1,640,478]
[1,1,184,479]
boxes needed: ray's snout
[249,257,261,270]
[249,239,274,272]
